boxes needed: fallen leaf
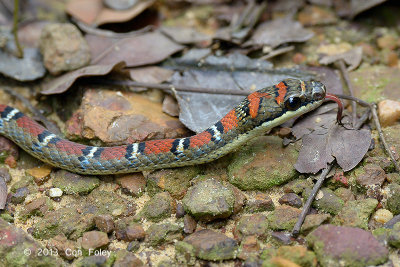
[293,106,371,173]
[335,0,387,18]
[41,61,126,95]
[319,47,363,71]
[245,16,314,48]
[88,31,184,67]
[160,26,211,45]
[129,66,174,84]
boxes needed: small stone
[388,222,400,248]
[146,222,182,246]
[332,198,378,229]
[233,214,269,241]
[374,209,394,224]
[283,178,313,194]
[182,178,235,222]
[0,167,11,183]
[94,215,114,233]
[183,215,197,234]
[267,205,301,231]
[378,99,400,127]
[387,183,400,215]
[22,197,52,219]
[75,256,107,267]
[48,188,62,198]
[246,192,275,212]
[229,184,246,214]
[81,231,109,250]
[297,5,337,26]
[355,164,386,189]
[136,191,175,222]
[307,225,388,266]
[47,234,77,260]
[387,173,400,184]
[176,202,185,218]
[278,193,302,208]
[384,214,400,228]
[115,173,146,197]
[364,156,394,173]
[10,187,29,204]
[162,94,179,117]
[301,213,331,233]
[303,187,344,215]
[10,176,33,193]
[39,23,90,75]
[182,229,238,261]
[275,245,317,267]
[127,240,140,252]
[27,165,52,185]
[113,250,144,267]
[334,187,355,202]
[377,35,398,50]
[52,170,100,195]
[237,235,260,260]
[126,224,145,241]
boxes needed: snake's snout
[311,81,326,101]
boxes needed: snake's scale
[0,79,326,174]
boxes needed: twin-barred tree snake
[0,79,341,175]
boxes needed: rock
[81,231,109,250]
[303,187,344,215]
[233,214,269,241]
[20,197,52,220]
[373,209,394,224]
[237,235,260,260]
[307,225,388,267]
[384,214,400,229]
[126,223,145,241]
[283,178,313,194]
[27,165,52,185]
[373,227,391,246]
[127,241,140,252]
[0,136,19,168]
[113,250,144,267]
[175,202,185,218]
[66,89,188,147]
[354,164,386,189]
[74,255,109,267]
[94,215,115,233]
[388,222,400,248]
[301,214,331,234]
[387,172,400,184]
[10,176,34,193]
[387,183,400,215]
[267,205,301,231]
[52,170,100,195]
[48,187,62,198]
[298,5,337,26]
[0,218,64,266]
[332,198,378,229]
[228,136,299,190]
[334,187,355,202]
[145,166,201,199]
[278,193,302,208]
[0,167,11,183]
[183,215,197,234]
[275,245,317,267]
[10,187,29,204]
[47,234,77,260]
[135,192,175,222]
[364,156,394,173]
[377,34,398,50]
[228,184,246,214]
[146,222,182,247]
[182,178,235,222]
[246,192,275,212]
[39,23,90,75]
[115,173,146,197]
[175,241,196,266]
[378,99,400,126]
[180,229,238,261]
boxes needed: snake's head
[249,79,327,128]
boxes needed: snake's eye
[285,96,301,111]
[312,92,324,100]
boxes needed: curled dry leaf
[41,61,126,95]
[293,104,371,173]
[88,31,184,67]
[160,26,212,45]
[66,0,155,26]
[319,46,363,71]
[245,16,314,48]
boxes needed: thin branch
[12,0,23,58]
[291,165,332,237]
[338,60,356,125]
[371,103,400,172]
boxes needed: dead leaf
[0,175,6,209]
[335,0,387,18]
[245,16,314,48]
[160,26,211,45]
[293,106,371,173]
[66,0,155,26]
[319,47,363,71]
[41,61,126,95]
[88,31,184,67]
[129,66,174,84]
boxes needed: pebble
[246,192,275,212]
[378,99,400,127]
[126,224,145,241]
[81,231,109,250]
[49,188,63,198]
[183,215,197,234]
[278,193,302,208]
[94,215,115,233]
[374,209,394,224]
[10,187,29,204]
[115,173,146,197]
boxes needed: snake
[0,79,331,175]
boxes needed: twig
[338,60,356,126]
[12,0,23,58]
[1,86,61,135]
[260,46,295,60]
[334,94,371,108]
[292,165,332,237]
[371,103,400,172]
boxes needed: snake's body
[0,79,326,175]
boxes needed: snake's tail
[325,93,343,125]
